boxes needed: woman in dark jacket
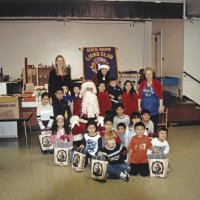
[48,55,72,102]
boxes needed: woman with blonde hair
[48,55,72,102]
[138,67,164,130]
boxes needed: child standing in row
[72,84,80,99]
[113,103,130,132]
[147,126,170,159]
[52,88,71,130]
[116,122,127,146]
[100,117,121,145]
[97,82,112,116]
[141,109,154,135]
[107,77,122,115]
[121,80,138,117]
[62,85,73,116]
[79,120,103,166]
[37,92,54,131]
[98,130,130,182]
[128,122,158,177]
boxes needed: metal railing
[183,71,200,84]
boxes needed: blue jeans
[108,163,130,179]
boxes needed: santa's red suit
[70,82,104,146]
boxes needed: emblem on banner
[90,57,109,74]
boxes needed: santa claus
[70,81,104,146]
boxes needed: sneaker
[120,171,129,182]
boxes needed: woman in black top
[48,55,72,102]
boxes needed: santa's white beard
[82,91,99,118]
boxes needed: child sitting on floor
[124,112,147,147]
[147,126,170,159]
[98,130,130,182]
[50,115,73,146]
[79,120,103,166]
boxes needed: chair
[158,108,168,128]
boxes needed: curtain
[0,1,183,19]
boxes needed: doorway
[153,31,162,77]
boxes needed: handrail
[183,71,200,84]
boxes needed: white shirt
[113,114,130,132]
[84,133,102,156]
[37,103,54,129]
[147,137,170,156]
[143,120,154,133]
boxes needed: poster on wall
[81,47,118,80]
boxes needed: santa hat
[80,81,97,95]
[98,64,110,71]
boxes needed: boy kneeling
[128,122,158,177]
[98,130,130,182]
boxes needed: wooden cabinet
[38,67,53,86]
[158,108,168,128]
[25,65,37,85]
[168,102,200,123]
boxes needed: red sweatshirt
[121,92,138,117]
[97,91,112,116]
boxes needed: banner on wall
[81,47,118,80]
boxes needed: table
[0,112,33,149]
[22,101,40,126]
[161,77,180,98]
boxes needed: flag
[82,47,118,80]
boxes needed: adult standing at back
[138,67,164,131]
[92,64,110,88]
[48,55,72,102]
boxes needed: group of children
[36,78,170,182]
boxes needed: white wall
[0,20,152,80]
[184,19,200,80]
[183,74,200,105]
[183,19,200,104]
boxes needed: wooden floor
[0,125,200,200]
